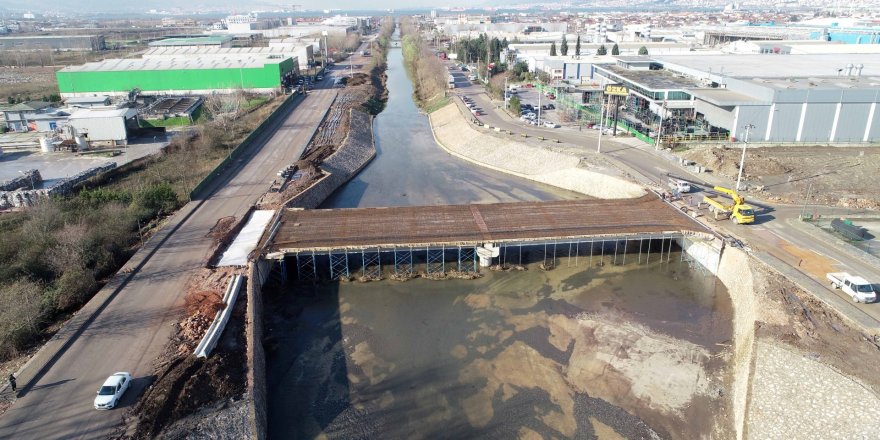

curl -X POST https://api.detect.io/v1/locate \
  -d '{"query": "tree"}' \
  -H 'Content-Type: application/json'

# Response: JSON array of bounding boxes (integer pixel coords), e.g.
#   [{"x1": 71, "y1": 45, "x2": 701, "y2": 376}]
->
[
  {"x1": 638, "y1": 46, "x2": 649, "y2": 55},
  {"x1": 560, "y1": 35, "x2": 568, "y2": 56},
  {"x1": 509, "y1": 95, "x2": 521, "y2": 116},
  {"x1": 611, "y1": 44, "x2": 620, "y2": 55},
  {"x1": 596, "y1": 45, "x2": 607, "y2": 56},
  {"x1": 550, "y1": 42, "x2": 557, "y2": 56},
  {"x1": 575, "y1": 35, "x2": 581, "y2": 57}
]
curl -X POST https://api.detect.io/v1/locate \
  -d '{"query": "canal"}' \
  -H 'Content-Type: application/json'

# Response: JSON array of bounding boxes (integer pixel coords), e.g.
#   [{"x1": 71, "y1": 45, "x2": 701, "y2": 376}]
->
[
  {"x1": 265, "y1": 47, "x2": 734, "y2": 440},
  {"x1": 320, "y1": 48, "x2": 579, "y2": 208}
]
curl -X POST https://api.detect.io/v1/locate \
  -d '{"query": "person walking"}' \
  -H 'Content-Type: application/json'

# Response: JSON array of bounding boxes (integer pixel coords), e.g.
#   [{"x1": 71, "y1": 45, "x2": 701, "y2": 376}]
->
[{"x1": 7, "y1": 374, "x2": 16, "y2": 393}]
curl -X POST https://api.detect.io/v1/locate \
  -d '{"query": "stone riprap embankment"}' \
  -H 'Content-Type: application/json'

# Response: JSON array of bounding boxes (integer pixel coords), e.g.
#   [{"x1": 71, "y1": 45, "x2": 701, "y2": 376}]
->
[
  {"x1": 429, "y1": 103, "x2": 644, "y2": 199},
  {"x1": 284, "y1": 109, "x2": 376, "y2": 209},
  {"x1": 747, "y1": 341, "x2": 880, "y2": 439}
]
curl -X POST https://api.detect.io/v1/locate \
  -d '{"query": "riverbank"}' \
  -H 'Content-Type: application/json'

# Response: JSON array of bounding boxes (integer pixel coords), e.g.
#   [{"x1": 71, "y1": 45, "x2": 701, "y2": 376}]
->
[
  {"x1": 712, "y1": 244, "x2": 880, "y2": 439},
  {"x1": 429, "y1": 102, "x2": 645, "y2": 199}
]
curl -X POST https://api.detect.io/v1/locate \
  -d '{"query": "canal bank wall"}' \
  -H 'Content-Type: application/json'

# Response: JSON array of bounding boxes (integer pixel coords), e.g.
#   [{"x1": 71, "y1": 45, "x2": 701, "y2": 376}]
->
[
  {"x1": 283, "y1": 109, "x2": 377, "y2": 209},
  {"x1": 243, "y1": 110, "x2": 376, "y2": 439},
  {"x1": 428, "y1": 103, "x2": 645, "y2": 199}
]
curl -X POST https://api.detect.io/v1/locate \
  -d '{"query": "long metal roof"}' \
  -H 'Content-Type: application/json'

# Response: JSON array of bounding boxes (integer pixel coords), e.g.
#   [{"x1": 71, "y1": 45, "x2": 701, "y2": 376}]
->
[{"x1": 59, "y1": 56, "x2": 295, "y2": 73}]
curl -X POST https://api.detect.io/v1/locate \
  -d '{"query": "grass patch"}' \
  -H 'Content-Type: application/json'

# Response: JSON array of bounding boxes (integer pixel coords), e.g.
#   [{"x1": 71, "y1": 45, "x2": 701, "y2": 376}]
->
[
  {"x1": 139, "y1": 116, "x2": 192, "y2": 128},
  {"x1": 424, "y1": 96, "x2": 450, "y2": 114}
]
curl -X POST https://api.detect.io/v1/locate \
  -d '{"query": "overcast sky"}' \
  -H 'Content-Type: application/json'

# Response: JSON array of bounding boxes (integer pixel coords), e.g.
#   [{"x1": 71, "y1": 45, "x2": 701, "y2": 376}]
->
[{"x1": 4, "y1": 0, "x2": 459, "y2": 13}]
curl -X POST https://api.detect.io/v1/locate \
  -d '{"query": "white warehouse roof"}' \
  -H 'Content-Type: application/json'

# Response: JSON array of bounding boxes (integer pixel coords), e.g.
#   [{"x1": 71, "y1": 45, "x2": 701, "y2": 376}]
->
[
  {"x1": 60, "y1": 56, "x2": 295, "y2": 73},
  {"x1": 656, "y1": 53, "x2": 880, "y2": 79}
]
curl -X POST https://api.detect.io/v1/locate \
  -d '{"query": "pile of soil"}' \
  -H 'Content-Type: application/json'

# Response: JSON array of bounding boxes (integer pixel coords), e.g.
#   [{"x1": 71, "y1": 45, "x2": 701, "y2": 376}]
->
[
  {"x1": 682, "y1": 146, "x2": 880, "y2": 209},
  {"x1": 121, "y1": 296, "x2": 248, "y2": 439}
]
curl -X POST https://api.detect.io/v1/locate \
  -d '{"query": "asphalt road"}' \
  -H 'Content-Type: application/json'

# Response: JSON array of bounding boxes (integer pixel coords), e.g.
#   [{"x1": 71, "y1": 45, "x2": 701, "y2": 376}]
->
[
  {"x1": 450, "y1": 73, "x2": 880, "y2": 327},
  {"x1": 0, "y1": 88, "x2": 337, "y2": 439}
]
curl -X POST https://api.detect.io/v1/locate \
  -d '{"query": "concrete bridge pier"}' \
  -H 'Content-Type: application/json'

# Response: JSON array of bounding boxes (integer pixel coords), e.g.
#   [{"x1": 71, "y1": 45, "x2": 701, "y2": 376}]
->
[{"x1": 476, "y1": 243, "x2": 500, "y2": 267}]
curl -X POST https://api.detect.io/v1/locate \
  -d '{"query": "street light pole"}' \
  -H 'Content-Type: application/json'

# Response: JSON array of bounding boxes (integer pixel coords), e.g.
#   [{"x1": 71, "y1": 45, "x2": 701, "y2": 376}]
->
[
  {"x1": 597, "y1": 94, "x2": 606, "y2": 153},
  {"x1": 736, "y1": 124, "x2": 755, "y2": 191}
]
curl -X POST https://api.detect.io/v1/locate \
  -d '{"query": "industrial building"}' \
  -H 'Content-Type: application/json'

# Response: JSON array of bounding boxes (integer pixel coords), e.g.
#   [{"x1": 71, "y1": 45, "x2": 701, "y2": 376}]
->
[
  {"x1": 68, "y1": 107, "x2": 139, "y2": 146},
  {"x1": 592, "y1": 53, "x2": 880, "y2": 143},
  {"x1": 56, "y1": 56, "x2": 298, "y2": 97},
  {"x1": 148, "y1": 36, "x2": 233, "y2": 48},
  {"x1": 0, "y1": 35, "x2": 105, "y2": 51},
  {"x1": 142, "y1": 43, "x2": 314, "y2": 74}
]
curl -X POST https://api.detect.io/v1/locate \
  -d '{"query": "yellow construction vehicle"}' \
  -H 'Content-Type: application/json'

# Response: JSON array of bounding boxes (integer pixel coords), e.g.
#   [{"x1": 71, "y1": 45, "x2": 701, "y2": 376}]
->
[{"x1": 702, "y1": 186, "x2": 755, "y2": 224}]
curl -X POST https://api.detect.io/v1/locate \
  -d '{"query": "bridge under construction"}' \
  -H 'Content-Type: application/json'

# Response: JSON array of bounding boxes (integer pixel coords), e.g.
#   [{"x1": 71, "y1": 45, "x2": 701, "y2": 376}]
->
[{"x1": 263, "y1": 195, "x2": 713, "y2": 281}]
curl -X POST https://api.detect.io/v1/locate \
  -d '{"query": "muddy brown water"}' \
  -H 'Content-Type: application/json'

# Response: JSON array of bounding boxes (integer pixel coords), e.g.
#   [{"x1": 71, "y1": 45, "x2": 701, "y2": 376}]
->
[
  {"x1": 264, "y1": 47, "x2": 733, "y2": 439},
  {"x1": 265, "y1": 256, "x2": 733, "y2": 439}
]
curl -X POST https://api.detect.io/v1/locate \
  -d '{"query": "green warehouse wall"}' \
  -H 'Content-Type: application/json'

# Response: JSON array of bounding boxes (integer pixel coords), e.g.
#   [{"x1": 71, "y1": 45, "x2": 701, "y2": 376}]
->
[{"x1": 57, "y1": 58, "x2": 295, "y2": 93}]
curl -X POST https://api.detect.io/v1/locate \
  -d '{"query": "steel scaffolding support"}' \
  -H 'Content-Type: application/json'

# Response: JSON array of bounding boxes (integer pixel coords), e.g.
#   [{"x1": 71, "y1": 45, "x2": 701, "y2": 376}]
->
[
  {"x1": 361, "y1": 248, "x2": 381, "y2": 279},
  {"x1": 426, "y1": 246, "x2": 445, "y2": 274},
  {"x1": 457, "y1": 246, "x2": 476, "y2": 272},
  {"x1": 393, "y1": 247, "x2": 413, "y2": 276},
  {"x1": 279, "y1": 258, "x2": 288, "y2": 284},
  {"x1": 296, "y1": 251, "x2": 317, "y2": 281},
  {"x1": 329, "y1": 251, "x2": 349, "y2": 280}
]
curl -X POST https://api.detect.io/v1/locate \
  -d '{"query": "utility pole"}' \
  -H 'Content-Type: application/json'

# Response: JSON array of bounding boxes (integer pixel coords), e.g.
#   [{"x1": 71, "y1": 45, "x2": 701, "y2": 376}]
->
[
  {"x1": 654, "y1": 100, "x2": 667, "y2": 150},
  {"x1": 736, "y1": 124, "x2": 755, "y2": 191},
  {"x1": 597, "y1": 94, "x2": 606, "y2": 153},
  {"x1": 504, "y1": 76, "x2": 508, "y2": 109}
]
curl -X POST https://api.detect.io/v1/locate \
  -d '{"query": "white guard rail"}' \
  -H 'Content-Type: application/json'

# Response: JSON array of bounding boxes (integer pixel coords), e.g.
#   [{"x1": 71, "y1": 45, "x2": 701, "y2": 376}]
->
[{"x1": 194, "y1": 274, "x2": 244, "y2": 358}]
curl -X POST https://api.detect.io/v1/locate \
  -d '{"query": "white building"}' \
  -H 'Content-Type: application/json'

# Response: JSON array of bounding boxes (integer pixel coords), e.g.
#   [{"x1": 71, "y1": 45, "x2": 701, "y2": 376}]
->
[{"x1": 68, "y1": 107, "x2": 139, "y2": 146}]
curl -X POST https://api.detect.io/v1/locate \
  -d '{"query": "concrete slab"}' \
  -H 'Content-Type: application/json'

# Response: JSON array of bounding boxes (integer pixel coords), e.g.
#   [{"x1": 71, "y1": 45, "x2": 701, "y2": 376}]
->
[{"x1": 218, "y1": 210, "x2": 276, "y2": 266}]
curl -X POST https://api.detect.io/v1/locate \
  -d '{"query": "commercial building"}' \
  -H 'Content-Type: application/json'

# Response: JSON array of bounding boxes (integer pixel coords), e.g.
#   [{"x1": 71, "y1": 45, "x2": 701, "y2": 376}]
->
[
  {"x1": 0, "y1": 35, "x2": 105, "y2": 51},
  {"x1": 56, "y1": 56, "x2": 298, "y2": 97},
  {"x1": 592, "y1": 53, "x2": 880, "y2": 143}
]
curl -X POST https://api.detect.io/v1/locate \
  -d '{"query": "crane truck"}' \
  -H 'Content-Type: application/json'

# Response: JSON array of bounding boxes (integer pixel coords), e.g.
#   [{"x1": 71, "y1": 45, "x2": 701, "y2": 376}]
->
[{"x1": 703, "y1": 186, "x2": 755, "y2": 224}]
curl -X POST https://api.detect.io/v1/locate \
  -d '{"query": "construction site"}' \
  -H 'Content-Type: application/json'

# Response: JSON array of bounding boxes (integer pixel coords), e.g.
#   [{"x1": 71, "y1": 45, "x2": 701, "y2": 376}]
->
[{"x1": 4, "y1": 17, "x2": 880, "y2": 440}]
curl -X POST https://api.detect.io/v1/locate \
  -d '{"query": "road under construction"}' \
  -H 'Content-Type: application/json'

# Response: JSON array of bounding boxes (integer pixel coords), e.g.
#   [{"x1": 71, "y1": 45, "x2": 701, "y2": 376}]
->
[{"x1": 264, "y1": 194, "x2": 713, "y2": 280}]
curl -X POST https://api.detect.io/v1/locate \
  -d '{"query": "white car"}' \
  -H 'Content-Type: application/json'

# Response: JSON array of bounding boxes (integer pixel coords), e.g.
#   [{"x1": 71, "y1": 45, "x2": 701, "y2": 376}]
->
[
  {"x1": 543, "y1": 121, "x2": 559, "y2": 128},
  {"x1": 94, "y1": 372, "x2": 132, "y2": 410}
]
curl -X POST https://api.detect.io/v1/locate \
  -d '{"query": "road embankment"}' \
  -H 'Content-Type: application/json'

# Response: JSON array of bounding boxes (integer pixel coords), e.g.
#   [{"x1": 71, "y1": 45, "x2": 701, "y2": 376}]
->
[
  {"x1": 712, "y1": 244, "x2": 880, "y2": 439},
  {"x1": 282, "y1": 109, "x2": 377, "y2": 209},
  {"x1": 428, "y1": 103, "x2": 645, "y2": 199}
]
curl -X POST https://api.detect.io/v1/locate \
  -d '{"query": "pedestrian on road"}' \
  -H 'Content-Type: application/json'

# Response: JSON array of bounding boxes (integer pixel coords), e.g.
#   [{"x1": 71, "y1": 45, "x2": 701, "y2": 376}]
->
[{"x1": 7, "y1": 374, "x2": 16, "y2": 392}]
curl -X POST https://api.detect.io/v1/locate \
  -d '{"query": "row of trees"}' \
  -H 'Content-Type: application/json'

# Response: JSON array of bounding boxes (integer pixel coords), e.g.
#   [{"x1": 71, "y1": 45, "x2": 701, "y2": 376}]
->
[
  {"x1": 454, "y1": 34, "x2": 509, "y2": 66},
  {"x1": 550, "y1": 39, "x2": 649, "y2": 57},
  {"x1": 400, "y1": 18, "x2": 449, "y2": 109}
]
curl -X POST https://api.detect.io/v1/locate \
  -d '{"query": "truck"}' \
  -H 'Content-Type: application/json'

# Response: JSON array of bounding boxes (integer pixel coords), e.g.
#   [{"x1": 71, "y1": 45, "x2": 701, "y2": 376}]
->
[
  {"x1": 827, "y1": 272, "x2": 877, "y2": 303},
  {"x1": 667, "y1": 177, "x2": 692, "y2": 194},
  {"x1": 702, "y1": 186, "x2": 755, "y2": 224}
]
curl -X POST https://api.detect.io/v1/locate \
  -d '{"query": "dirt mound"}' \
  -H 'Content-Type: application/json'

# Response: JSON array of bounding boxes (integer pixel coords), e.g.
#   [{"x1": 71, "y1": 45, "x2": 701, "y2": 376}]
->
[
  {"x1": 206, "y1": 216, "x2": 236, "y2": 243},
  {"x1": 123, "y1": 297, "x2": 248, "y2": 439},
  {"x1": 681, "y1": 146, "x2": 880, "y2": 208},
  {"x1": 346, "y1": 72, "x2": 371, "y2": 87},
  {"x1": 185, "y1": 290, "x2": 223, "y2": 317}
]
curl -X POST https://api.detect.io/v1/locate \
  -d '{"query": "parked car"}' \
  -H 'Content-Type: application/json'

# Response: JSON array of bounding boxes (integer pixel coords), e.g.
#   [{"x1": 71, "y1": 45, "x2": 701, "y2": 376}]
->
[
  {"x1": 524, "y1": 83, "x2": 534, "y2": 88},
  {"x1": 543, "y1": 121, "x2": 559, "y2": 128},
  {"x1": 94, "y1": 372, "x2": 132, "y2": 410},
  {"x1": 316, "y1": 75, "x2": 323, "y2": 81}
]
